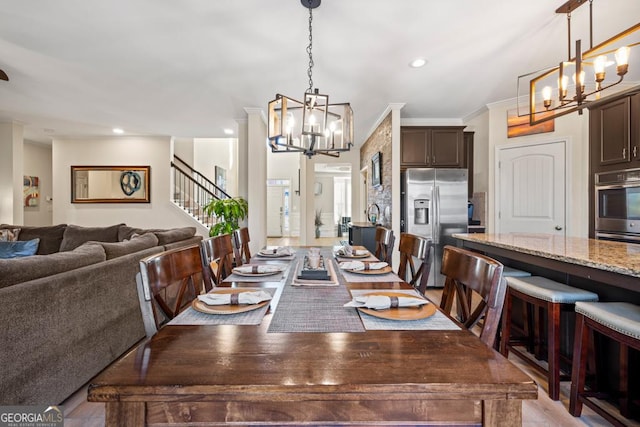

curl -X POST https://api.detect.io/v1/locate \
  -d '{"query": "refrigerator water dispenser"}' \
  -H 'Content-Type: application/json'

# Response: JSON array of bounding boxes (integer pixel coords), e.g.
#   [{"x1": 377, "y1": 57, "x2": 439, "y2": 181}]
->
[{"x1": 414, "y1": 199, "x2": 429, "y2": 224}]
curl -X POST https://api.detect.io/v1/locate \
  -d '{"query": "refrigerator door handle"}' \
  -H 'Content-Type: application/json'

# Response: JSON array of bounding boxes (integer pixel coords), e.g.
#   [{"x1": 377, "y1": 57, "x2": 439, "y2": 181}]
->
[{"x1": 434, "y1": 185, "x2": 440, "y2": 244}]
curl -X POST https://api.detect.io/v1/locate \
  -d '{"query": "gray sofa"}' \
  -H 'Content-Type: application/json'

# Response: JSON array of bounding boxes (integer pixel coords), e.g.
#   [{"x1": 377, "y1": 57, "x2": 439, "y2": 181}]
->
[{"x1": 0, "y1": 223, "x2": 202, "y2": 405}]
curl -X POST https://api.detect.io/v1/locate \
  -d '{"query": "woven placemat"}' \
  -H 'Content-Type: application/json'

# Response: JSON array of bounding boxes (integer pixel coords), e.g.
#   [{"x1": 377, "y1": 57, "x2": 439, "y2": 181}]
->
[
  {"x1": 169, "y1": 288, "x2": 277, "y2": 326},
  {"x1": 348, "y1": 289, "x2": 461, "y2": 331},
  {"x1": 268, "y1": 250, "x2": 365, "y2": 333}
]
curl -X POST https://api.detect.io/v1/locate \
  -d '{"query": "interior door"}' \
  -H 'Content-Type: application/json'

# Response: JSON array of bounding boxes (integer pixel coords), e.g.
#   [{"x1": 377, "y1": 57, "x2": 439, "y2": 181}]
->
[
  {"x1": 266, "y1": 186, "x2": 284, "y2": 237},
  {"x1": 497, "y1": 140, "x2": 567, "y2": 235}
]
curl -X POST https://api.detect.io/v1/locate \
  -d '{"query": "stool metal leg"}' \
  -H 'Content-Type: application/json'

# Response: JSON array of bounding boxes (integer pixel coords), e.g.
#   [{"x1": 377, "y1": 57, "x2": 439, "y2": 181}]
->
[{"x1": 619, "y1": 343, "x2": 629, "y2": 418}]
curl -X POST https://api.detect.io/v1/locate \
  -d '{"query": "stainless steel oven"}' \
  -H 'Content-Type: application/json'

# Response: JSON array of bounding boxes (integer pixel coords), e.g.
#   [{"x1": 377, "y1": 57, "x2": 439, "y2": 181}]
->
[{"x1": 595, "y1": 168, "x2": 640, "y2": 242}]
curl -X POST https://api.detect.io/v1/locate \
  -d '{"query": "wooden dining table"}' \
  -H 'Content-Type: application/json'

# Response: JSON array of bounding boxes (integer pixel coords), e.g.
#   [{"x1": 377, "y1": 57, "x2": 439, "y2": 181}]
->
[{"x1": 88, "y1": 246, "x2": 537, "y2": 426}]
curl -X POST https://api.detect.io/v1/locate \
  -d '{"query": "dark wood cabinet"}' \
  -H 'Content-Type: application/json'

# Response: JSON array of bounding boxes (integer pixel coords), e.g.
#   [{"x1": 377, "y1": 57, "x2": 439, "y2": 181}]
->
[
  {"x1": 463, "y1": 132, "x2": 474, "y2": 198},
  {"x1": 401, "y1": 126, "x2": 464, "y2": 168},
  {"x1": 591, "y1": 96, "x2": 630, "y2": 169}
]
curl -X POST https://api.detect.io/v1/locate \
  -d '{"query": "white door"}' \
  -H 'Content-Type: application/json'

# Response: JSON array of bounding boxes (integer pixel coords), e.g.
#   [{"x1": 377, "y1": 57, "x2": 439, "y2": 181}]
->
[
  {"x1": 497, "y1": 140, "x2": 567, "y2": 235},
  {"x1": 266, "y1": 186, "x2": 284, "y2": 237}
]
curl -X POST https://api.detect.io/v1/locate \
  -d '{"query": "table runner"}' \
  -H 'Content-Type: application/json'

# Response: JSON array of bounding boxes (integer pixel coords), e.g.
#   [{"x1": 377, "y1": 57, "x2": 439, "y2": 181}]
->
[
  {"x1": 268, "y1": 250, "x2": 365, "y2": 333},
  {"x1": 169, "y1": 288, "x2": 277, "y2": 326},
  {"x1": 349, "y1": 289, "x2": 461, "y2": 331}
]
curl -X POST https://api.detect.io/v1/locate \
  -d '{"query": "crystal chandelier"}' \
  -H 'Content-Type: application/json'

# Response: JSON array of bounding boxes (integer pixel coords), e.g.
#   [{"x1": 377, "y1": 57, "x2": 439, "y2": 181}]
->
[
  {"x1": 517, "y1": 0, "x2": 638, "y2": 125},
  {"x1": 267, "y1": 0, "x2": 353, "y2": 158}
]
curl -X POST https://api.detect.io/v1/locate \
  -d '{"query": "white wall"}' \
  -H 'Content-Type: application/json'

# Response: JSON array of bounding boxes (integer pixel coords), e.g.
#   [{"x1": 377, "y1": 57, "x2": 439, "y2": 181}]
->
[
  {"x1": 0, "y1": 122, "x2": 24, "y2": 224},
  {"x1": 23, "y1": 141, "x2": 53, "y2": 226},
  {"x1": 194, "y1": 138, "x2": 238, "y2": 197},
  {"x1": 52, "y1": 136, "x2": 208, "y2": 234}
]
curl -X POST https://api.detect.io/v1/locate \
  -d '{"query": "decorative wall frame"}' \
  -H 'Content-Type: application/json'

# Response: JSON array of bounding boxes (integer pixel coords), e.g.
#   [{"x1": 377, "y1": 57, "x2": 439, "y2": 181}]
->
[
  {"x1": 71, "y1": 166, "x2": 150, "y2": 203},
  {"x1": 371, "y1": 152, "x2": 382, "y2": 188}
]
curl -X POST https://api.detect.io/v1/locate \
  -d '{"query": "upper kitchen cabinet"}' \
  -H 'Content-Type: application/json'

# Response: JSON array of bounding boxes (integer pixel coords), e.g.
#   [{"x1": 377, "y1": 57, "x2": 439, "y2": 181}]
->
[
  {"x1": 401, "y1": 126, "x2": 465, "y2": 168},
  {"x1": 589, "y1": 88, "x2": 640, "y2": 173}
]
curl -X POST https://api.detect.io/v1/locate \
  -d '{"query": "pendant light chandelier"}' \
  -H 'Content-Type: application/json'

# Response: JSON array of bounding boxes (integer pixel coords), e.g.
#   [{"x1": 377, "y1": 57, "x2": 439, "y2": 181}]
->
[
  {"x1": 267, "y1": 0, "x2": 353, "y2": 158},
  {"x1": 517, "y1": 0, "x2": 638, "y2": 125}
]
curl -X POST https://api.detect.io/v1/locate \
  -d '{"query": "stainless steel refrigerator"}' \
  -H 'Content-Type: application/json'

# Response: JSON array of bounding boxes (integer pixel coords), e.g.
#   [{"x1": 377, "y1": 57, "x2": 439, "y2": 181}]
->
[{"x1": 401, "y1": 168, "x2": 468, "y2": 288}]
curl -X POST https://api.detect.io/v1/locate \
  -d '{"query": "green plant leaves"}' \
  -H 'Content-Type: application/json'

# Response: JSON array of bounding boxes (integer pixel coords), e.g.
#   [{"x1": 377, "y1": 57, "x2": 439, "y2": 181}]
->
[{"x1": 204, "y1": 197, "x2": 248, "y2": 236}]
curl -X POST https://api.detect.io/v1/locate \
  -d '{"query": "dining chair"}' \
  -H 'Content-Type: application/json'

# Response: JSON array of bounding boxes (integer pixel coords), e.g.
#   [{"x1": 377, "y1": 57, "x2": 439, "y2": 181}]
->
[
  {"x1": 396, "y1": 233, "x2": 433, "y2": 295},
  {"x1": 439, "y1": 245, "x2": 506, "y2": 348},
  {"x1": 232, "y1": 227, "x2": 252, "y2": 266},
  {"x1": 374, "y1": 226, "x2": 395, "y2": 267},
  {"x1": 136, "y1": 244, "x2": 205, "y2": 338},
  {"x1": 200, "y1": 234, "x2": 235, "y2": 290}
]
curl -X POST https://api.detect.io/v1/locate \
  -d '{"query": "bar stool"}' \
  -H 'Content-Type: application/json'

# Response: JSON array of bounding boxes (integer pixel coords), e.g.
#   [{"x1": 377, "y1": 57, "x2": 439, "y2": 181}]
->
[
  {"x1": 500, "y1": 276, "x2": 599, "y2": 400},
  {"x1": 570, "y1": 302, "x2": 640, "y2": 426}
]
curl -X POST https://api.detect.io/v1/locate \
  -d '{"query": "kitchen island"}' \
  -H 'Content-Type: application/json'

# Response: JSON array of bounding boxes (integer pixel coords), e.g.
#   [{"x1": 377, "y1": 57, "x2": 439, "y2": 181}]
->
[
  {"x1": 454, "y1": 232, "x2": 640, "y2": 414},
  {"x1": 453, "y1": 233, "x2": 640, "y2": 300}
]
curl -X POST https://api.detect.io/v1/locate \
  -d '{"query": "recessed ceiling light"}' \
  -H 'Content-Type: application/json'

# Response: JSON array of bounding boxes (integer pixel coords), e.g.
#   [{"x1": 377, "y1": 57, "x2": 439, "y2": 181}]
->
[
  {"x1": 409, "y1": 58, "x2": 427, "y2": 68},
  {"x1": 223, "y1": 128, "x2": 234, "y2": 135},
  {"x1": 112, "y1": 128, "x2": 124, "y2": 134}
]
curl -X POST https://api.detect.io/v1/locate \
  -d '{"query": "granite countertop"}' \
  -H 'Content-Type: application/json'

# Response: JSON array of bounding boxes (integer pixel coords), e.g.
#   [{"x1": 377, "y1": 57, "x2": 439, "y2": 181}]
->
[
  {"x1": 453, "y1": 233, "x2": 640, "y2": 278},
  {"x1": 349, "y1": 222, "x2": 378, "y2": 228}
]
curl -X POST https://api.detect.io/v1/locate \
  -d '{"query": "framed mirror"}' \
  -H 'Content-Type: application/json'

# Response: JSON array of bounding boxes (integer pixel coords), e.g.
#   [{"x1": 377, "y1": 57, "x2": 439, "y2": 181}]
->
[
  {"x1": 71, "y1": 166, "x2": 150, "y2": 203},
  {"x1": 371, "y1": 152, "x2": 381, "y2": 188}
]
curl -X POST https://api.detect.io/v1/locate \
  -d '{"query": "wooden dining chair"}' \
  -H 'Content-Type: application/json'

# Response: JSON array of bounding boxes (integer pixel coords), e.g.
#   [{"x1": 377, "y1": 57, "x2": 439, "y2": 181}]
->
[
  {"x1": 439, "y1": 245, "x2": 506, "y2": 348},
  {"x1": 200, "y1": 234, "x2": 235, "y2": 290},
  {"x1": 396, "y1": 233, "x2": 433, "y2": 294},
  {"x1": 232, "y1": 227, "x2": 252, "y2": 266},
  {"x1": 374, "y1": 226, "x2": 395, "y2": 267},
  {"x1": 136, "y1": 245, "x2": 205, "y2": 338}
]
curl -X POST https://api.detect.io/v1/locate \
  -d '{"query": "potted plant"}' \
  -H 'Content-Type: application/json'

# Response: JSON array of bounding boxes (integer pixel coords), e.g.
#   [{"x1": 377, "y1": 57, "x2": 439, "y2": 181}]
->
[
  {"x1": 204, "y1": 196, "x2": 248, "y2": 237},
  {"x1": 314, "y1": 209, "x2": 323, "y2": 238}
]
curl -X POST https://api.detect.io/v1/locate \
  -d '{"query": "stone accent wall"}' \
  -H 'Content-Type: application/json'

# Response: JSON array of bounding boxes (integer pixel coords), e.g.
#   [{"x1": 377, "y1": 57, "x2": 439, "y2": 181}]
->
[{"x1": 360, "y1": 113, "x2": 392, "y2": 227}]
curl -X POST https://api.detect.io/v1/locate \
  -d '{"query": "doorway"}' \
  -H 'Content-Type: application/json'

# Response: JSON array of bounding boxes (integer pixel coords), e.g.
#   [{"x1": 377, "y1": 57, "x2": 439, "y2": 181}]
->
[
  {"x1": 266, "y1": 182, "x2": 289, "y2": 237},
  {"x1": 496, "y1": 139, "x2": 568, "y2": 235}
]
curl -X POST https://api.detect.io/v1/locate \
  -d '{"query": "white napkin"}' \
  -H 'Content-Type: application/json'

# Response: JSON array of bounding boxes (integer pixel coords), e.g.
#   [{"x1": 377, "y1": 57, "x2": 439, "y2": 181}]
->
[
  {"x1": 198, "y1": 290, "x2": 272, "y2": 306},
  {"x1": 259, "y1": 247, "x2": 293, "y2": 256},
  {"x1": 339, "y1": 261, "x2": 388, "y2": 271},
  {"x1": 344, "y1": 295, "x2": 429, "y2": 310},
  {"x1": 233, "y1": 265, "x2": 283, "y2": 274},
  {"x1": 336, "y1": 246, "x2": 369, "y2": 256}
]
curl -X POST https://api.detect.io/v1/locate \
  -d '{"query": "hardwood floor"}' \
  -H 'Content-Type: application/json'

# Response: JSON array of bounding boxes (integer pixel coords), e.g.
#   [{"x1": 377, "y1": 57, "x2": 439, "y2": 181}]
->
[{"x1": 60, "y1": 260, "x2": 634, "y2": 426}]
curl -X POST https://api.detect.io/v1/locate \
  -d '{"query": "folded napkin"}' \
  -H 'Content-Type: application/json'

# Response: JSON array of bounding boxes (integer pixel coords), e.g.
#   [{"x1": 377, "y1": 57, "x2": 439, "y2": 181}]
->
[
  {"x1": 344, "y1": 295, "x2": 429, "y2": 310},
  {"x1": 233, "y1": 265, "x2": 283, "y2": 274},
  {"x1": 339, "y1": 261, "x2": 388, "y2": 271},
  {"x1": 259, "y1": 247, "x2": 293, "y2": 256},
  {"x1": 335, "y1": 246, "x2": 369, "y2": 256},
  {"x1": 198, "y1": 290, "x2": 272, "y2": 306}
]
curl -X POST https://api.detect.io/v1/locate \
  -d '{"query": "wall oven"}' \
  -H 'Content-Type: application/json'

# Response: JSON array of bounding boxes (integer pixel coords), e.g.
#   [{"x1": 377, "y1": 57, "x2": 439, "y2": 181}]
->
[{"x1": 595, "y1": 169, "x2": 640, "y2": 243}]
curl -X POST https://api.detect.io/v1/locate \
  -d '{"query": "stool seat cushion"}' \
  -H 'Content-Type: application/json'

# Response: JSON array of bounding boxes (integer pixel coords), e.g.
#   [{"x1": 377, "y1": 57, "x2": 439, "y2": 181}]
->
[
  {"x1": 575, "y1": 302, "x2": 640, "y2": 340},
  {"x1": 505, "y1": 276, "x2": 598, "y2": 304},
  {"x1": 502, "y1": 266, "x2": 532, "y2": 277}
]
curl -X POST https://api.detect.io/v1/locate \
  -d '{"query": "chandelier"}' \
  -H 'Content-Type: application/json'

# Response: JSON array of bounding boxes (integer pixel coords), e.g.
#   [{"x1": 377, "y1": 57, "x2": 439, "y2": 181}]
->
[
  {"x1": 517, "y1": 0, "x2": 638, "y2": 125},
  {"x1": 267, "y1": 0, "x2": 353, "y2": 158}
]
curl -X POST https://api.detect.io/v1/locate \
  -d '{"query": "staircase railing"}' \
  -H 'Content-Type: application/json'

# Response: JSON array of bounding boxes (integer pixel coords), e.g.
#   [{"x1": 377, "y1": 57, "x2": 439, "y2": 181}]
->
[{"x1": 171, "y1": 156, "x2": 231, "y2": 228}]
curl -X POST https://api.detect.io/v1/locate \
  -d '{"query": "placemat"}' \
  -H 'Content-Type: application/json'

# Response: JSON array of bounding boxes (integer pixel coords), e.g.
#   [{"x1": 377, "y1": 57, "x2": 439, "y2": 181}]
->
[
  {"x1": 349, "y1": 289, "x2": 461, "y2": 331},
  {"x1": 268, "y1": 251, "x2": 365, "y2": 333},
  {"x1": 169, "y1": 288, "x2": 277, "y2": 326},
  {"x1": 223, "y1": 264, "x2": 291, "y2": 283},
  {"x1": 338, "y1": 267, "x2": 403, "y2": 283}
]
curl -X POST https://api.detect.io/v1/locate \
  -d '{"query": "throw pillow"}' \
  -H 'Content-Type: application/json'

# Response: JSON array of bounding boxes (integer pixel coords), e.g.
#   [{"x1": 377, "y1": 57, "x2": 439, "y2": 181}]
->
[
  {"x1": 0, "y1": 238, "x2": 40, "y2": 259},
  {"x1": 0, "y1": 228, "x2": 20, "y2": 242},
  {"x1": 59, "y1": 223, "x2": 124, "y2": 252},
  {"x1": 97, "y1": 233, "x2": 159, "y2": 259}
]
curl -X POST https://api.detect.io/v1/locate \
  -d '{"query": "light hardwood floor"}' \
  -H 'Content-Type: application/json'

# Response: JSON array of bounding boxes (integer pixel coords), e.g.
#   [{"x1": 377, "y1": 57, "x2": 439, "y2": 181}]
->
[{"x1": 61, "y1": 242, "x2": 636, "y2": 426}]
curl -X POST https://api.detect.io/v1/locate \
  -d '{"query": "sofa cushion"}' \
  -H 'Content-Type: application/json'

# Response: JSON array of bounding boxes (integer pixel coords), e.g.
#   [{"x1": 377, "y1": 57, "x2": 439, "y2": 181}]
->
[
  {"x1": 118, "y1": 226, "x2": 145, "y2": 242},
  {"x1": 93, "y1": 232, "x2": 159, "y2": 260},
  {"x1": 59, "y1": 224, "x2": 124, "y2": 252},
  {"x1": 0, "y1": 243, "x2": 106, "y2": 289},
  {"x1": 0, "y1": 238, "x2": 40, "y2": 259},
  {"x1": 1, "y1": 224, "x2": 67, "y2": 254},
  {"x1": 153, "y1": 227, "x2": 196, "y2": 245},
  {"x1": 0, "y1": 228, "x2": 21, "y2": 242}
]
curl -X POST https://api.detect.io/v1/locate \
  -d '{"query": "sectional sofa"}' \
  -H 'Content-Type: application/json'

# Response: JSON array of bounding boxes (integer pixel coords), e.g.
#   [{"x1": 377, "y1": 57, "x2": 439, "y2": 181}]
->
[{"x1": 0, "y1": 223, "x2": 202, "y2": 405}]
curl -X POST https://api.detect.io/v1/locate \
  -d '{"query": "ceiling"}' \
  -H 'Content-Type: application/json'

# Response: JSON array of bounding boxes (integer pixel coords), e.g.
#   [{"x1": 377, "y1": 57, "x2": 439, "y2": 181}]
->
[{"x1": 0, "y1": 0, "x2": 638, "y2": 145}]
